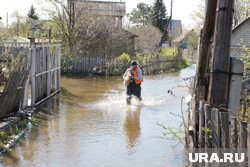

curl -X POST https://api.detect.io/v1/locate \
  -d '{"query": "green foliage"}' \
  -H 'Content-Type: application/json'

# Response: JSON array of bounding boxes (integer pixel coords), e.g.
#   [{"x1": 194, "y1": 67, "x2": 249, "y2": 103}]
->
[
  {"x1": 151, "y1": 0, "x2": 167, "y2": 32},
  {"x1": 27, "y1": 5, "x2": 39, "y2": 20},
  {"x1": 10, "y1": 52, "x2": 27, "y2": 72},
  {"x1": 203, "y1": 127, "x2": 212, "y2": 138},
  {"x1": 240, "y1": 43, "x2": 250, "y2": 82},
  {"x1": 157, "y1": 123, "x2": 184, "y2": 144},
  {"x1": 119, "y1": 53, "x2": 131, "y2": 66},
  {"x1": 129, "y1": 3, "x2": 152, "y2": 25},
  {"x1": 185, "y1": 30, "x2": 199, "y2": 50},
  {"x1": 61, "y1": 46, "x2": 74, "y2": 72},
  {"x1": 135, "y1": 54, "x2": 143, "y2": 64},
  {"x1": 160, "y1": 47, "x2": 178, "y2": 56},
  {"x1": 177, "y1": 59, "x2": 189, "y2": 69}
]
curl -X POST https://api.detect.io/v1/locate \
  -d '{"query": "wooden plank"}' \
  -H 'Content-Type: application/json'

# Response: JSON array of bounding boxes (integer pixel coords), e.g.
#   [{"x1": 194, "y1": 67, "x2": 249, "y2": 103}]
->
[
  {"x1": 195, "y1": 0, "x2": 217, "y2": 101},
  {"x1": 208, "y1": 0, "x2": 234, "y2": 107},
  {"x1": 219, "y1": 112, "x2": 229, "y2": 148},
  {"x1": 47, "y1": 47, "x2": 51, "y2": 96},
  {"x1": 228, "y1": 58, "x2": 244, "y2": 120},
  {"x1": 240, "y1": 121, "x2": 247, "y2": 148},
  {"x1": 57, "y1": 46, "x2": 61, "y2": 90},
  {"x1": 198, "y1": 100, "x2": 205, "y2": 148},
  {"x1": 22, "y1": 50, "x2": 31, "y2": 107},
  {"x1": 231, "y1": 117, "x2": 238, "y2": 148},
  {"x1": 42, "y1": 46, "x2": 47, "y2": 97},
  {"x1": 211, "y1": 108, "x2": 220, "y2": 147},
  {"x1": 31, "y1": 47, "x2": 36, "y2": 106},
  {"x1": 248, "y1": 124, "x2": 250, "y2": 167},
  {"x1": 205, "y1": 104, "x2": 212, "y2": 148}
]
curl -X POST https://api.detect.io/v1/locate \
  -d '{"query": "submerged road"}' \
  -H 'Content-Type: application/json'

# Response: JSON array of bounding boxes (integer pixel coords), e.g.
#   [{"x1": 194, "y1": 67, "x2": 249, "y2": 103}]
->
[{"x1": 0, "y1": 65, "x2": 195, "y2": 167}]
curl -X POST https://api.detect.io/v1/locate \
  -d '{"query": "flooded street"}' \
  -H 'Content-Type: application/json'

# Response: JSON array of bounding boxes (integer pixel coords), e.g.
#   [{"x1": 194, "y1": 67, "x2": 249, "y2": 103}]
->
[{"x1": 0, "y1": 65, "x2": 195, "y2": 167}]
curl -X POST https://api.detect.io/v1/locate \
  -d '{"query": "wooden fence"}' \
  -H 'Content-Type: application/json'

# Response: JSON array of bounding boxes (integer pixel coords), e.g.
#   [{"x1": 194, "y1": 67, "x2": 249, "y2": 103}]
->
[
  {"x1": 0, "y1": 44, "x2": 61, "y2": 119},
  {"x1": 188, "y1": 101, "x2": 250, "y2": 166},
  {"x1": 30, "y1": 45, "x2": 61, "y2": 106},
  {"x1": 0, "y1": 48, "x2": 30, "y2": 119},
  {"x1": 64, "y1": 54, "x2": 182, "y2": 75}
]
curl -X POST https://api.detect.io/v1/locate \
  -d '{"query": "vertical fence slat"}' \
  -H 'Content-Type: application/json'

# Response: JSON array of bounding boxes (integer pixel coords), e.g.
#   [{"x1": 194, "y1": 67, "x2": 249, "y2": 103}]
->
[
  {"x1": 205, "y1": 104, "x2": 212, "y2": 148},
  {"x1": 231, "y1": 117, "x2": 238, "y2": 148},
  {"x1": 198, "y1": 100, "x2": 205, "y2": 148},
  {"x1": 248, "y1": 124, "x2": 250, "y2": 167},
  {"x1": 47, "y1": 47, "x2": 51, "y2": 96},
  {"x1": 57, "y1": 46, "x2": 61, "y2": 90},
  {"x1": 31, "y1": 47, "x2": 36, "y2": 106},
  {"x1": 240, "y1": 121, "x2": 247, "y2": 148},
  {"x1": 22, "y1": 49, "x2": 31, "y2": 107},
  {"x1": 219, "y1": 112, "x2": 229, "y2": 148},
  {"x1": 211, "y1": 108, "x2": 220, "y2": 148}
]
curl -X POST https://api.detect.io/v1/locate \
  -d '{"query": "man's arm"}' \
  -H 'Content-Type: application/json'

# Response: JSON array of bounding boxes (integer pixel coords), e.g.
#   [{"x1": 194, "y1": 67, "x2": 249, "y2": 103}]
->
[{"x1": 123, "y1": 69, "x2": 129, "y2": 80}]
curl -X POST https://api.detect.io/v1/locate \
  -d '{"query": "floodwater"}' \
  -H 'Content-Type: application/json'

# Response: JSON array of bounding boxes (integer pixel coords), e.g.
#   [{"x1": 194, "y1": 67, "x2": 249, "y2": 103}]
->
[{"x1": 0, "y1": 65, "x2": 195, "y2": 167}]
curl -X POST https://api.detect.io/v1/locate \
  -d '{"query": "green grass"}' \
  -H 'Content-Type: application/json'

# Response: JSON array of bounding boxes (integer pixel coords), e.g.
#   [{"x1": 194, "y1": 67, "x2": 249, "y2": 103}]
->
[{"x1": 160, "y1": 47, "x2": 178, "y2": 56}]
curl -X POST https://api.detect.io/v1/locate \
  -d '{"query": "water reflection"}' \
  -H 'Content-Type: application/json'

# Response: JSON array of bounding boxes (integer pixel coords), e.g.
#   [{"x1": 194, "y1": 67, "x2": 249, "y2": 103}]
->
[
  {"x1": 124, "y1": 106, "x2": 141, "y2": 150},
  {"x1": 0, "y1": 65, "x2": 196, "y2": 167}
]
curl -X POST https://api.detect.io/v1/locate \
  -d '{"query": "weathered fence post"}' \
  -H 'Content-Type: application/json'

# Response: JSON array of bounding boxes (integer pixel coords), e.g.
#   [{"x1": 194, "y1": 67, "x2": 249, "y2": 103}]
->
[
  {"x1": 198, "y1": 101, "x2": 205, "y2": 148},
  {"x1": 228, "y1": 58, "x2": 244, "y2": 120},
  {"x1": 231, "y1": 117, "x2": 238, "y2": 148},
  {"x1": 47, "y1": 46, "x2": 51, "y2": 96},
  {"x1": 248, "y1": 124, "x2": 250, "y2": 167},
  {"x1": 195, "y1": 0, "x2": 217, "y2": 101},
  {"x1": 208, "y1": 0, "x2": 234, "y2": 108},
  {"x1": 57, "y1": 45, "x2": 61, "y2": 90},
  {"x1": 205, "y1": 104, "x2": 212, "y2": 148},
  {"x1": 211, "y1": 108, "x2": 220, "y2": 147},
  {"x1": 219, "y1": 112, "x2": 229, "y2": 148},
  {"x1": 22, "y1": 49, "x2": 31, "y2": 107},
  {"x1": 31, "y1": 47, "x2": 36, "y2": 106},
  {"x1": 240, "y1": 122, "x2": 248, "y2": 148},
  {"x1": 191, "y1": 95, "x2": 199, "y2": 147}
]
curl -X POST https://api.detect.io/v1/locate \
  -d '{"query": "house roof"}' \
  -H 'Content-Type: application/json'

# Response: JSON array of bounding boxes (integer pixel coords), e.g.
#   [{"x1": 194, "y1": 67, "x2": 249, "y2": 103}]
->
[
  {"x1": 76, "y1": 0, "x2": 126, "y2": 17},
  {"x1": 232, "y1": 16, "x2": 250, "y2": 33}
]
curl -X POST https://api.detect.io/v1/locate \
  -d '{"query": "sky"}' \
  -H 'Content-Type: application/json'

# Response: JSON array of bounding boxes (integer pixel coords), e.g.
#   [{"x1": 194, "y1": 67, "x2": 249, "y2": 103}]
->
[{"x1": 0, "y1": 0, "x2": 200, "y2": 29}]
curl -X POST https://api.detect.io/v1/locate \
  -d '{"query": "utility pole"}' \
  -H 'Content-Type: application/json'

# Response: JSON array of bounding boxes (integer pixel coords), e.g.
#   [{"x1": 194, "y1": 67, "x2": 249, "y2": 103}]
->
[
  {"x1": 195, "y1": 0, "x2": 217, "y2": 100},
  {"x1": 169, "y1": 0, "x2": 173, "y2": 47},
  {"x1": 208, "y1": 0, "x2": 235, "y2": 109}
]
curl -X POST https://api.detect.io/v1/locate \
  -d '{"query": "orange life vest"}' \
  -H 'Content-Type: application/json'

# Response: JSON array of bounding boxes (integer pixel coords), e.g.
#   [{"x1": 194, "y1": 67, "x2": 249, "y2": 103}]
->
[{"x1": 133, "y1": 66, "x2": 144, "y2": 84}]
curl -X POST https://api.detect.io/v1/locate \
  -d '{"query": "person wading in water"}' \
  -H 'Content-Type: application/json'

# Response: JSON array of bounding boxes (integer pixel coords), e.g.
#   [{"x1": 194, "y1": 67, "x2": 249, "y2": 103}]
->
[{"x1": 123, "y1": 60, "x2": 144, "y2": 104}]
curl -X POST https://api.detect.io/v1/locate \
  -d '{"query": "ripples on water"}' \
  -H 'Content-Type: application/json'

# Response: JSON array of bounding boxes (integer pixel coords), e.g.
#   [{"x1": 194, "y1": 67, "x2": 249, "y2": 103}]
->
[{"x1": 0, "y1": 65, "x2": 196, "y2": 167}]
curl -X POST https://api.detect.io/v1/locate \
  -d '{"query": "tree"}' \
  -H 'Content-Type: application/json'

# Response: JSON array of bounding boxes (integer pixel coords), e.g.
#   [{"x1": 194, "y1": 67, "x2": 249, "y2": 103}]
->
[
  {"x1": 190, "y1": 0, "x2": 205, "y2": 28},
  {"x1": 129, "y1": 25, "x2": 162, "y2": 54},
  {"x1": 151, "y1": 0, "x2": 167, "y2": 32},
  {"x1": 129, "y1": 3, "x2": 152, "y2": 25},
  {"x1": 233, "y1": 0, "x2": 250, "y2": 26},
  {"x1": 192, "y1": 0, "x2": 250, "y2": 28},
  {"x1": 27, "y1": 5, "x2": 39, "y2": 20},
  {"x1": 11, "y1": 10, "x2": 26, "y2": 36},
  {"x1": 37, "y1": 0, "x2": 76, "y2": 53}
]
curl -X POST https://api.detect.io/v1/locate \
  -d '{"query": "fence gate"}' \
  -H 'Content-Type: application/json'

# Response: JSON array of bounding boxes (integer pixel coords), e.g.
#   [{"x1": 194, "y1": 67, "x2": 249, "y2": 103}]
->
[{"x1": 30, "y1": 45, "x2": 61, "y2": 106}]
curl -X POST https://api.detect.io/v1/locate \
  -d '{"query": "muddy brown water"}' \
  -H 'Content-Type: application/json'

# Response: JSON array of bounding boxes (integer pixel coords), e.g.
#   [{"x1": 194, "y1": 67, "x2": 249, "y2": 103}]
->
[{"x1": 0, "y1": 65, "x2": 195, "y2": 167}]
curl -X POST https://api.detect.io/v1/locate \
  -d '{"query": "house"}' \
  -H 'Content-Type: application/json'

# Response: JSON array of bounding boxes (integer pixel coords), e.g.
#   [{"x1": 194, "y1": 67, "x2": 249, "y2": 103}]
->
[
  {"x1": 172, "y1": 30, "x2": 193, "y2": 48},
  {"x1": 76, "y1": 0, "x2": 125, "y2": 27},
  {"x1": 75, "y1": 0, "x2": 136, "y2": 58},
  {"x1": 230, "y1": 16, "x2": 250, "y2": 58},
  {"x1": 170, "y1": 20, "x2": 182, "y2": 39}
]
